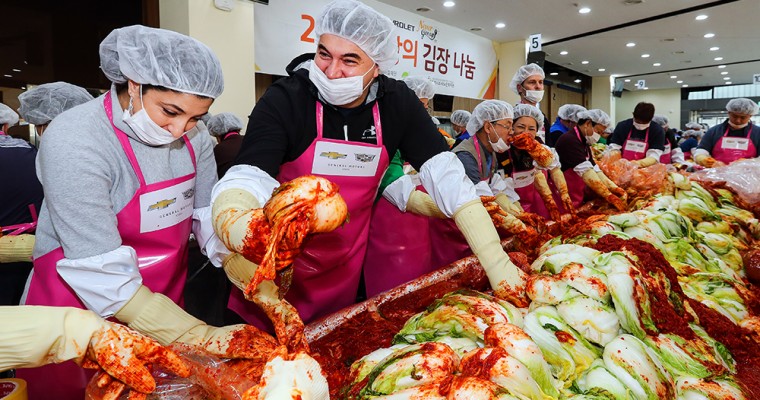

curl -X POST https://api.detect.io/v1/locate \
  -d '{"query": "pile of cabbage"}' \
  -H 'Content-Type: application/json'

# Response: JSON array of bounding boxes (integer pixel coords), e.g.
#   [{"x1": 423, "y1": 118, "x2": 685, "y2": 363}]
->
[{"x1": 338, "y1": 174, "x2": 757, "y2": 399}]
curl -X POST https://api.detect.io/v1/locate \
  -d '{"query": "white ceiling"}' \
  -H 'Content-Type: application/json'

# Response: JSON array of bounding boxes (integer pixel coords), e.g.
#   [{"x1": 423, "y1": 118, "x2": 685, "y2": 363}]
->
[{"x1": 375, "y1": 0, "x2": 760, "y2": 91}]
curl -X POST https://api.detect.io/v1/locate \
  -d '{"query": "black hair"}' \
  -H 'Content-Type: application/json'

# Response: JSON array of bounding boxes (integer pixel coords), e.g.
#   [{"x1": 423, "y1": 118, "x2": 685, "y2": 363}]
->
[{"x1": 633, "y1": 102, "x2": 655, "y2": 123}]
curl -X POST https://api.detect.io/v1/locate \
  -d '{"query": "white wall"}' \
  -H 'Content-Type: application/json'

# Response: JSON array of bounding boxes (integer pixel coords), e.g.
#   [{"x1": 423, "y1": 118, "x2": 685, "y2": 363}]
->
[
  {"x1": 159, "y1": 0, "x2": 255, "y2": 125},
  {"x1": 614, "y1": 88, "x2": 681, "y2": 128},
  {"x1": 590, "y1": 75, "x2": 614, "y2": 123},
  {"x1": 497, "y1": 40, "x2": 526, "y2": 104}
]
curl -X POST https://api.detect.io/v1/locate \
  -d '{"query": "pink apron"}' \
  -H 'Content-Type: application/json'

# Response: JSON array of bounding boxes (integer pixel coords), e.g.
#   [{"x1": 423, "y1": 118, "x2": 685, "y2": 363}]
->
[
  {"x1": 562, "y1": 127, "x2": 591, "y2": 208},
  {"x1": 509, "y1": 149, "x2": 551, "y2": 219},
  {"x1": 20, "y1": 92, "x2": 195, "y2": 400},
  {"x1": 712, "y1": 124, "x2": 756, "y2": 164},
  {"x1": 228, "y1": 101, "x2": 389, "y2": 326},
  {"x1": 660, "y1": 142, "x2": 672, "y2": 164},
  {"x1": 621, "y1": 125, "x2": 649, "y2": 161}
]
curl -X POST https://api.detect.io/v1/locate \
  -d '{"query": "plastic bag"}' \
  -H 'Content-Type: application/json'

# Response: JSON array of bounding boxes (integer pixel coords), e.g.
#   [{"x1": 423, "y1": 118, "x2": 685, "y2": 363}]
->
[
  {"x1": 597, "y1": 152, "x2": 670, "y2": 195},
  {"x1": 597, "y1": 152, "x2": 635, "y2": 187},
  {"x1": 692, "y1": 158, "x2": 760, "y2": 206},
  {"x1": 85, "y1": 345, "x2": 258, "y2": 400}
]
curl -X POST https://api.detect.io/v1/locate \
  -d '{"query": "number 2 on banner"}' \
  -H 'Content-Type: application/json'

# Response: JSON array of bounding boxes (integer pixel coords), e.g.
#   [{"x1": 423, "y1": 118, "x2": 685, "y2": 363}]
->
[{"x1": 301, "y1": 14, "x2": 315, "y2": 43}]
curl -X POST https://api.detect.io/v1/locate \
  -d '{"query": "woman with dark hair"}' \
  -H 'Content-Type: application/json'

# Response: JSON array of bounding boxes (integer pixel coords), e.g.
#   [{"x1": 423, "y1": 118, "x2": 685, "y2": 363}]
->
[{"x1": 608, "y1": 101, "x2": 666, "y2": 166}]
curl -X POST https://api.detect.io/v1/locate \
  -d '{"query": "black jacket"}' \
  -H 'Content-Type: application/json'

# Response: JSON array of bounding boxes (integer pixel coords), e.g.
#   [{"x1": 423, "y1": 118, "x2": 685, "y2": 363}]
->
[
  {"x1": 698, "y1": 120, "x2": 760, "y2": 156},
  {"x1": 610, "y1": 118, "x2": 665, "y2": 152},
  {"x1": 214, "y1": 133, "x2": 243, "y2": 178},
  {"x1": 235, "y1": 53, "x2": 449, "y2": 177}
]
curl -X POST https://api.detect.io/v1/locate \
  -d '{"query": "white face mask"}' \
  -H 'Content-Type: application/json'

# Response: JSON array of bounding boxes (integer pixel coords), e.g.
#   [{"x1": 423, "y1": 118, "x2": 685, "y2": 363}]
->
[
  {"x1": 122, "y1": 86, "x2": 179, "y2": 146},
  {"x1": 308, "y1": 61, "x2": 374, "y2": 106},
  {"x1": 729, "y1": 121, "x2": 749, "y2": 129},
  {"x1": 633, "y1": 121, "x2": 649, "y2": 131},
  {"x1": 586, "y1": 132, "x2": 600, "y2": 145},
  {"x1": 523, "y1": 90, "x2": 544, "y2": 104},
  {"x1": 487, "y1": 123, "x2": 510, "y2": 153}
]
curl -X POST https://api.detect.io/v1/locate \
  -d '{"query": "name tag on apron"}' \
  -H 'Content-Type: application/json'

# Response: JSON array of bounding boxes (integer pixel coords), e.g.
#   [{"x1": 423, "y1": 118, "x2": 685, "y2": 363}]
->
[
  {"x1": 512, "y1": 169, "x2": 536, "y2": 189},
  {"x1": 624, "y1": 139, "x2": 647, "y2": 153},
  {"x1": 664, "y1": 143, "x2": 671, "y2": 153},
  {"x1": 139, "y1": 178, "x2": 196, "y2": 233},
  {"x1": 312, "y1": 141, "x2": 382, "y2": 177},
  {"x1": 721, "y1": 137, "x2": 750, "y2": 151}
]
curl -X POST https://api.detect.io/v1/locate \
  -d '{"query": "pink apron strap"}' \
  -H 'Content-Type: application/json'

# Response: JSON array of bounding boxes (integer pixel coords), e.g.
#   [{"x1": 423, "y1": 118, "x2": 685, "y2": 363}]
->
[
  {"x1": 315, "y1": 101, "x2": 383, "y2": 145},
  {"x1": 223, "y1": 131, "x2": 239, "y2": 140}
]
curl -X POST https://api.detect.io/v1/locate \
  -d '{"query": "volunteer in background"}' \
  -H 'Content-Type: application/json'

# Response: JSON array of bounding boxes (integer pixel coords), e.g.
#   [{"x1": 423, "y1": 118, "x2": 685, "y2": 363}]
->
[
  {"x1": 554, "y1": 109, "x2": 627, "y2": 210},
  {"x1": 509, "y1": 63, "x2": 550, "y2": 142},
  {"x1": 547, "y1": 103, "x2": 586, "y2": 147},
  {"x1": 451, "y1": 109, "x2": 472, "y2": 142},
  {"x1": 652, "y1": 114, "x2": 686, "y2": 166},
  {"x1": 694, "y1": 98, "x2": 759, "y2": 168},
  {"x1": 679, "y1": 130, "x2": 700, "y2": 159},
  {"x1": 18, "y1": 81, "x2": 94, "y2": 137},
  {"x1": 403, "y1": 75, "x2": 455, "y2": 147},
  {"x1": 608, "y1": 102, "x2": 665, "y2": 166},
  {"x1": 20, "y1": 25, "x2": 264, "y2": 399},
  {"x1": 212, "y1": 0, "x2": 530, "y2": 329},
  {"x1": 207, "y1": 112, "x2": 245, "y2": 178}
]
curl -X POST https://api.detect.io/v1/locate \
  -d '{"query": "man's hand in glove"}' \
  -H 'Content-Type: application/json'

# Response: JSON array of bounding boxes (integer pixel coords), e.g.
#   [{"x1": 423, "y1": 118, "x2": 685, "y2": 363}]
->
[
  {"x1": 582, "y1": 169, "x2": 627, "y2": 212},
  {"x1": 481, "y1": 196, "x2": 532, "y2": 236}
]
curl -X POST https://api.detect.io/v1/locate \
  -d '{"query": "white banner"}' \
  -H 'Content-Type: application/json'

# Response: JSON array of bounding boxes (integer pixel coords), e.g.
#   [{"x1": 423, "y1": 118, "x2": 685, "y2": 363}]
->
[{"x1": 254, "y1": 0, "x2": 498, "y2": 99}]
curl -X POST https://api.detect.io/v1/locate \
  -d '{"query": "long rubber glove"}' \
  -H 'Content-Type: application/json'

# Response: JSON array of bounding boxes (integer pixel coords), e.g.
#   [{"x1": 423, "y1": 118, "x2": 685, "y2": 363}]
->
[
  {"x1": 481, "y1": 196, "x2": 529, "y2": 235},
  {"x1": 694, "y1": 154, "x2": 724, "y2": 168},
  {"x1": 494, "y1": 193, "x2": 524, "y2": 216},
  {"x1": 0, "y1": 234, "x2": 34, "y2": 263},
  {"x1": 0, "y1": 306, "x2": 189, "y2": 396},
  {"x1": 533, "y1": 172, "x2": 561, "y2": 221},
  {"x1": 634, "y1": 157, "x2": 658, "y2": 168},
  {"x1": 549, "y1": 168, "x2": 576, "y2": 216},
  {"x1": 212, "y1": 188, "x2": 261, "y2": 254},
  {"x1": 581, "y1": 169, "x2": 627, "y2": 211},
  {"x1": 406, "y1": 190, "x2": 447, "y2": 218},
  {"x1": 115, "y1": 285, "x2": 277, "y2": 362},
  {"x1": 223, "y1": 253, "x2": 308, "y2": 353},
  {"x1": 511, "y1": 133, "x2": 554, "y2": 168},
  {"x1": 597, "y1": 169, "x2": 628, "y2": 202},
  {"x1": 453, "y1": 200, "x2": 529, "y2": 307}
]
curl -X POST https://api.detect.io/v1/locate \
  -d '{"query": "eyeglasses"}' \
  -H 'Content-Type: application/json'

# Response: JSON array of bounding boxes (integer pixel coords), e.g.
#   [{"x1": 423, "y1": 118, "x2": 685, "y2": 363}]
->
[{"x1": 491, "y1": 122, "x2": 511, "y2": 130}]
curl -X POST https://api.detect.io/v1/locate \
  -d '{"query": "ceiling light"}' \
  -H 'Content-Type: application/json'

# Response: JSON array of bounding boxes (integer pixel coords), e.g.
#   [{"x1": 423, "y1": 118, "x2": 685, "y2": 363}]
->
[
  {"x1": 495, "y1": 22, "x2": 506, "y2": 28},
  {"x1": 574, "y1": 78, "x2": 582, "y2": 83},
  {"x1": 670, "y1": 75, "x2": 677, "y2": 79},
  {"x1": 3, "y1": 74, "x2": 11, "y2": 78},
  {"x1": 443, "y1": 1, "x2": 455, "y2": 7},
  {"x1": 721, "y1": 71, "x2": 728, "y2": 75},
  {"x1": 624, "y1": 79, "x2": 631, "y2": 82},
  {"x1": 560, "y1": 51, "x2": 568, "y2": 55},
  {"x1": 695, "y1": 14, "x2": 708, "y2": 20},
  {"x1": 704, "y1": 33, "x2": 715, "y2": 38},
  {"x1": 676, "y1": 80, "x2": 683, "y2": 83},
  {"x1": 718, "y1": 65, "x2": 726, "y2": 69},
  {"x1": 469, "y1": 27, "x2": 482, "y2": 31},
  {"x1": 626, "y1": 42, "x2": 636, "y2": 47},
  {"x1": 20, "y1": 86, "x2": 25, "y2": 90},
  {"x1": 710, "y1": 47, "x2": 719, "y2": 51},
  {"x1": 598, "y1": 68, "x2": 606, "y2": 72},
  {"x1": 726, "y1": 82, "x2": 732, "y2": 85},
  {"x1": 643, "y1": 87, "x2": 649, "y2": 90},
  {"x1": 12, "y1": 69, "x2": 20, "y2": 72},
  {"x1": 641, "y1": 54, "x2": 650, "y2": 58},
  {"x1": 723, "y1": 77, "x2": 731, "y2": 80},
  {"x1": 682, "y1": 84, "x2": 689, "y2": 87},
  {"x1": 579, "y1": 7, "x2": 591, "y2": 14},
  {"x1": 653, "y1": 63, "x2": 661, "y2": 66},
  {"x1": 714, "y1": 57, "x2": 723, "y2": 61},
  {"x1": 581, "y1": 60, "x2": 589, "y2": 64},
  {"x1": 550, "y1": 72, "x2": 559, "y2": 76}
]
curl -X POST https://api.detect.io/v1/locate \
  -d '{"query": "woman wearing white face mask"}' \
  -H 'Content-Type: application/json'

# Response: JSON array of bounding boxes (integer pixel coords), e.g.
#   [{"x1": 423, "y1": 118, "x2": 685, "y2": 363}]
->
[
  {"x1": 22, "y1": 25, "x2": 269, "y2": 399},
  {"x1": 555, "y1": 109, "x2": 627, "y2": 211},
  {"x1": 608, "y1": 102, "x2": 666, "y2": 166},
  {"x1": 694, "y1": 98, "x2": 760, "y2": 168}
]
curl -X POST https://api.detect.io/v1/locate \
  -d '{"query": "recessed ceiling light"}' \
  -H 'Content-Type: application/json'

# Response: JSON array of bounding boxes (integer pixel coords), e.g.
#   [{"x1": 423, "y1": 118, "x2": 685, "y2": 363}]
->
[
  {"x1": 12, "y1": 69, "x2": 20, "y2": 72},
  {"x1": 626, "y1": 42, "x2": 636, "y2": 47},
  {"x1": 653, "y1": 63, "x2": 661, "y2": 66},
  {"x1": 20, "y1": 86, "x2": 25, "y2": 90},
  {"x1": 579, "y1": 7, "x2": 591, "y2": 14},
  {"x1": 495, "y1": 22, "x2": 506, "y2": 28},
  {"x1": 726, "y1": 82, "x2": 732, "y2": 85},
  {"x1": 695, "y1": 14, "x2": 708, "y2": 20},
  {"x1": 574, "y1": 78, "x2": 582, "y2": 83},
  {"x1": 443, "y1": 1, "x2": 455, "y2": 7},
  {"x1": 469, "y1": 27, "x2": 482, "y2": 31},
  {"x1": 682, "y1": 84, "x2": 689, "y2": 87},
  {"x1": 3, "y1": 74, "x2": 11, "y2": 78},
  {"x1": 581, "y1": 60, "x2": 589, "y2": 64},
  {"x1": 714, "y1": 57, "x2": 723, "y2": 61},
  {"x1": 704, "y1": 33, "x2": 715, "y2": 38},
  {"x1": 641, "y1": 54, "x2": 650, "y2": 58},
  {"x1": 676, "y1": 80, "x2": 683, "y2": 83},
  {"x1": 598, "y1": 68, "x2": 606, "y2": 72},
  {"x1": 560, "y1": 51, "x2": 569, "y2": 55},
  {"x1": 723, "y1": 77, "x2": 731, "y2": 80},
  {"x1": 624, "y1": 79, "x2": 631, "y2": 82},
  {"x1": 550, "y1": 72, "x2": 559, "y2": 76},
  {"x1": 710, "y1": 47, "x2": 720, "y2": 51},
  {"x1": 643, "y1": 87, "x2": 649, "y2": 90},
  {"x1": 416, "y1": 7, "x2": 431, "y2": 12},
  {"x1": 670, "y1": 75, "x2": 677, "y2": 79},
  {"x1": 718, "y1": 65, "x2": 726, "y2": 69},
  {"x1": 720, "y1": 71, "x2": 728, "y2": 75}
]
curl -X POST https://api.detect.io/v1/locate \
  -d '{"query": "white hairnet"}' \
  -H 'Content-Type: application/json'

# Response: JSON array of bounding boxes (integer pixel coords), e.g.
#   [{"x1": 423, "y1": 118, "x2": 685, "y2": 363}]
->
[
  {"x1": 450, "y1": 110, "x2": 471, "y2": 127},
  {"x1": 685, "y1": 122, "x2": 702, "y2": 130},
  {"x1": 403, "y1": 76, "x2": 435, "y2": 99},
  {"x1": 726, "y1": 97, "x2": 759, "y2": 115},
  {"x1": 200, "y1": 112, "x2": 213, "y2": 125},
  {"x1": 467, "y1": 100, "x2": 513, "y2": 134},
  {"x1": 509, "y1": 63, "x2": 545, "y2": 94},
  {"x1": 651, "y1": 114, "x2": 668, "y2": 127},
  {"x1": 315, "y1": 0, "x2": 397, "y2": 72},
  {"x1": 207, "y1": 112, "x2": 244, "y2": 137},
  {"x1": 682, "y1": 129, "x2": 695, "y2": 138},
  {"x1": 99, "y1": 25, "x2": 224, "y2": 98},
  {"x1": 431, "y1": 116, "x2": 441, "y2": 125},
  {"x1": 557, "y1": 104, "x2": 587, "y2": 122},
  {"x1": 513, "y1": 104, "x2": 544, "y2": 132},
  {"x1": 0, "y1": 103, "x2": 19, "y2": 127},
  {"x1": 17, "y1": 82, "x2": 93, "y2": 125},
  {"x1": 578, "y1": 109, "x2": 612, "y2": 127}
]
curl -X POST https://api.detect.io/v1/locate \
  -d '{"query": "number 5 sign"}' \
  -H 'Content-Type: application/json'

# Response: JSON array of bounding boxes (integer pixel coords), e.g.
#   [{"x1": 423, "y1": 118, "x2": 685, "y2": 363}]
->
[{"x1": 528, "y1": 34, "x2": 542, "y2": 52}]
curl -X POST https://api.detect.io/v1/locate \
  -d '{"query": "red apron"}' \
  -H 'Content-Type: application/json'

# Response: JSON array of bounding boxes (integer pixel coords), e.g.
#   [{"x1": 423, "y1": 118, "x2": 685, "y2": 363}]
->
[
  {"x1": 712, "y1": 124, "x2": 756, "y2": 164},
  {"x1": 660, "y1": 142, "x2": 672, "y2": 164},
  {"x1": 621, "y1": 125, "x2": 649, "y2": 161},
  {"x1": 228, "y1": 101, "x2": 389, "y2": 325},
  {"x1": 20, "y1": 92, "x2": 195, "y2": 400},
  {"x1": 563, "y1": 127, "x2": 591, "y2": 208}
]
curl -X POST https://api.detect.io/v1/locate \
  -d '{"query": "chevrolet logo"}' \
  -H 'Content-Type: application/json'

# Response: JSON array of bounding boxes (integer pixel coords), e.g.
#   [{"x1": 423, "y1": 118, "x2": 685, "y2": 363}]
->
[
  {"x1": 320, "y1": 151, "x2": 347, "y2": 160},
  {"x1": 147, "y1": 198, "x2": 176, "y2": 211}
]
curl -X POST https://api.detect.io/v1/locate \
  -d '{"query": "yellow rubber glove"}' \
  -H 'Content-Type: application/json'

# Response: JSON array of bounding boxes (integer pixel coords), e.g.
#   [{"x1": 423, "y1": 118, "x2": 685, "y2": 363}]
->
[
  {"x1": 549, "y1": 168, "x2": 575, "y2": 216},
  {"x1": 406, "y1": 190, "x2": 447, "y2": 218},
  {"x1": 480, "y1": 196, "x2": 528, "y2": 235},
  {"x1": 211, "y1": 188, "x2": 261, "y2": 253},
  {"x1": 634, "y1": 157, "x2": 657, "y2": 168},
  {"x1": 115, "y1": 286, "x2": 277, "y2": 362},
  {"x1": 694, "y1": 154, "x2": 725, "y2": 168},
  {"x1": 511, "y1": 133, "x2": 554, "y2": 168},
  {"x1": 534, "y1": 172, "x2": 561, "y2": 221},
  {"x1": 494, "y1": 193, "x2": 524, "y2": 216},
  {"x1": 453, "y1": 200, "x2": 529, "y2": 307},
  {"x1": 0, "y1": 306, "x2": 189, "y2": 396},
  {"x1": 581, "y1": 169, "x2": 627, "y2": 211},
  {"x1": 0, "y1": 234, "x2": 35, "y2": 263}
]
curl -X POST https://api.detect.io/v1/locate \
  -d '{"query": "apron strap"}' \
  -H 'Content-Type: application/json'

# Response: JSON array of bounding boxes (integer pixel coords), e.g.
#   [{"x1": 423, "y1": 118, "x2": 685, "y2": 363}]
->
[
  {"x1": 104, "y1": 92, "x2": 147, "y2": 187},
  {"x1": 316, "y1": 101, "x2": 384, "y2": 146}
]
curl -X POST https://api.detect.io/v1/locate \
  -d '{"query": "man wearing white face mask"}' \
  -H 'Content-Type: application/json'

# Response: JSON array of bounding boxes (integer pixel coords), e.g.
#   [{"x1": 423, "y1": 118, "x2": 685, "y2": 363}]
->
[
  {"x1": 509, "y1": 63, "x2": 550, "y2": 143},
  {"x1": 608, "y1": 102, "x2": 665, "y2": 167},
  {"x1": 694, "y1": 97, "x2": 760, "y2": 168},
  {"x1": 212, "y1": 0, "x2": 531, "y2": 327}
]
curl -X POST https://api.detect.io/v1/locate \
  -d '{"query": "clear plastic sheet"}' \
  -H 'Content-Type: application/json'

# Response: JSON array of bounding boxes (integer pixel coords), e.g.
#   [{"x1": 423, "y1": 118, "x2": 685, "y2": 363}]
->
[
  {"x1": 692, "y1": 159, "x2": 760, "y2": 206},
  {"x1": 85, "y1": 345, "x2": 258, "y2": 400},
  {"x1": 597, "y1": 152, "x2": 670, "y2": 194}
]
